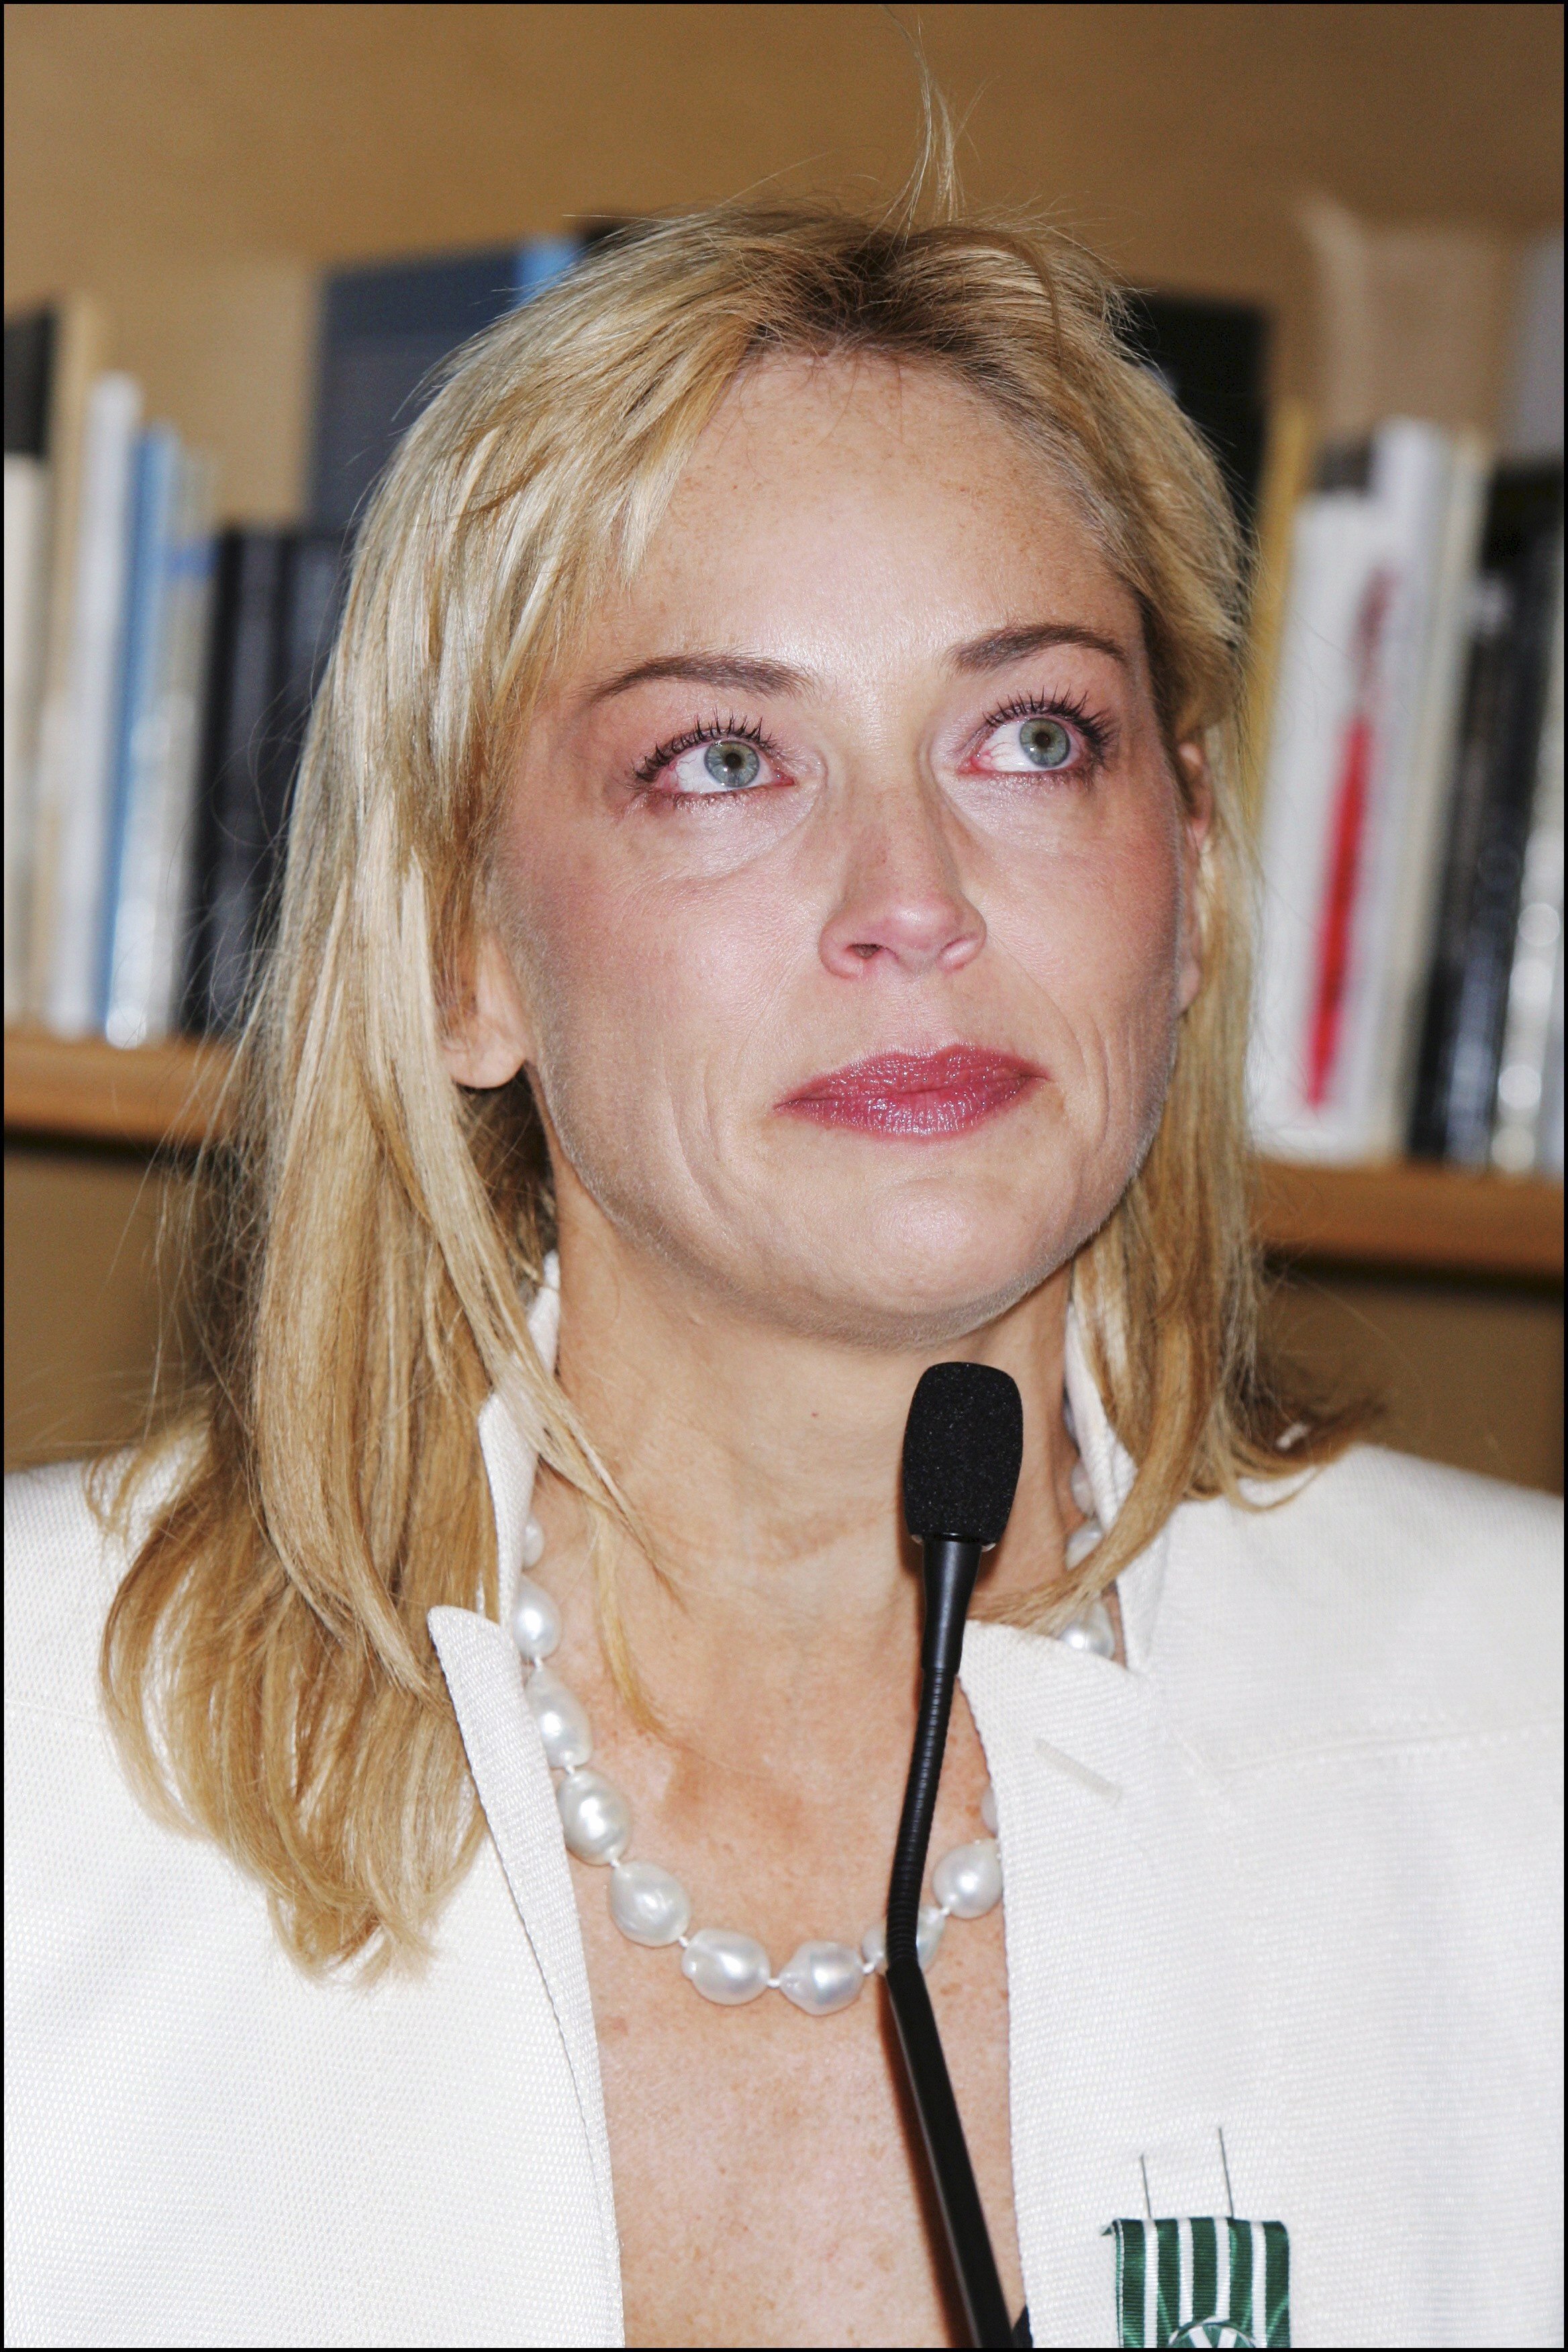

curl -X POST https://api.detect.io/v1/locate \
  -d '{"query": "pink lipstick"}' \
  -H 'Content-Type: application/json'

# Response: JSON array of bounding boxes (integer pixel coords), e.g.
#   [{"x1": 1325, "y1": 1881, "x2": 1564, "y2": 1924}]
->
[{"x1": 778, "y1": 1046, "x2": 1041, "y2": 1138}]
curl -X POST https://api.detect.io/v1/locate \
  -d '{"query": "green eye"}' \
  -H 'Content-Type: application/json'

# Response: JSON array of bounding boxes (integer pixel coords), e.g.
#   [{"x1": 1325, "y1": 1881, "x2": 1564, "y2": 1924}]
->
[
  {"x1": 703, "y1": 740, "x2": 762, "y2": 788},
  {"x1": 1018, "y1": 716, "x2": 1072, "y2": 769}
]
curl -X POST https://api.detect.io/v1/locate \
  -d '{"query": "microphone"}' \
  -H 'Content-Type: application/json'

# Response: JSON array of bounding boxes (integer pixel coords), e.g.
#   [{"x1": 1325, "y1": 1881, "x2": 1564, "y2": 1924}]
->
[{"x1": 887, "y1": 1362, "x2": 1024, "y2": 2351}]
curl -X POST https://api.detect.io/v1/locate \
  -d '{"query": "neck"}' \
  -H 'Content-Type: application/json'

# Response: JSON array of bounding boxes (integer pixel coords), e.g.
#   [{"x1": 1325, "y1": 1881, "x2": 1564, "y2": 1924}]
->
[{"x1": 545, "y1": 1185, "x2": 1081, "y2": 1694}]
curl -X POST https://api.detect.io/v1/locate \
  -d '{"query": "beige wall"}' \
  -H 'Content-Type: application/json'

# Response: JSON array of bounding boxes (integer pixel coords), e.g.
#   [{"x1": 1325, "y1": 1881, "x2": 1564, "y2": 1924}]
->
[
  {"x1": 4, "y1": 3, "x2": 1564, "y2": 1487},
  {"x1": 5, "y1": 4, "x2": 1563, "y2": 517}
]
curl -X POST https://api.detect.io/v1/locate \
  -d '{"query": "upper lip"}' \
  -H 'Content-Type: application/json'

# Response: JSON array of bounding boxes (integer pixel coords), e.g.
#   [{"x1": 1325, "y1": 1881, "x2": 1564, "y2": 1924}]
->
[{"x1": 779, "y1": 1045, "x2": 1043, "y2": 1104}]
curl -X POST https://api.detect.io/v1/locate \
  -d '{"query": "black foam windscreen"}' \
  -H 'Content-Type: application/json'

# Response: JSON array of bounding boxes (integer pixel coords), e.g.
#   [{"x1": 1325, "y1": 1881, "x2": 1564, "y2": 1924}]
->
[{"x1": 901, "y1": 1363, "x2": 1025, "y2": 1547}]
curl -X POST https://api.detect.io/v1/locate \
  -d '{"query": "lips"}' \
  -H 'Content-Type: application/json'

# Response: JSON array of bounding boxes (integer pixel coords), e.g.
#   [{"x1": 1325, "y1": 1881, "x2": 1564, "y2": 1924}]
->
[{"x1": 778, "y1": 1046, "x2": 1042, "y2": 1138}]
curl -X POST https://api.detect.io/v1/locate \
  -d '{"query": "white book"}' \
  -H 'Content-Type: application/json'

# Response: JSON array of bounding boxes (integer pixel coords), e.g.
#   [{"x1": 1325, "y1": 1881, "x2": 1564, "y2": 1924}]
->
[
  {"x1": 38, "y1": 371, "x2": 142, "y2": 1036},
  {"x1": 103, "y1": 444, "x2": 216, "y2": 1047},
  {"x1": 1536, "y1": 920, "x2": 1564, "y2": 1178},
  {"x1": 1361, "y1": 429, "x2": 1491, "y2": 1151},
  {"x1": 1251, "y1": 422, "x2": 1481, "y2": 1163},
  {"x1": 1250, "y1": 488, "x2": 1398, "y2": 1159},
  {"x1": 3, "y1": 452, "x2": 51, "y2": 1022},
  {"x1": 1491, "y1": 541, "x2": 1564, "y2": 1173},
  {"x1": 1325, "y1": 422, "x2": 1457, "y2": 1156},
  {"x1": 21, "y1": 294, "x2": 107, "y2": 1020}
]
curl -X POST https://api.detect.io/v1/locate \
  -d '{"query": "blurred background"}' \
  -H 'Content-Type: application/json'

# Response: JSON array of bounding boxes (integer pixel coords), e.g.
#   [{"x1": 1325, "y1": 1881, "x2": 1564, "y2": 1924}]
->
[{"x1": 4, "y1": 3, "x2": 1563, "y2": 1487}]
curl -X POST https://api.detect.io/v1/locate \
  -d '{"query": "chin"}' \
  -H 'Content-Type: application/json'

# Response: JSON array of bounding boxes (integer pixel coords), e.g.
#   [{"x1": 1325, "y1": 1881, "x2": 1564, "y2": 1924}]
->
[{"x1": 758, "y1": 1184, "x2": 1095, "y2": 1351}]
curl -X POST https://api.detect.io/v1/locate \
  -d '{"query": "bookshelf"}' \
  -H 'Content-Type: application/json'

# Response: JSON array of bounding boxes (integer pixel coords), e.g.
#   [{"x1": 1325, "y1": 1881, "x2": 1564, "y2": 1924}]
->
[{"x1": 5, "y1": 1028, "x2": 1562, "y2": 1282}]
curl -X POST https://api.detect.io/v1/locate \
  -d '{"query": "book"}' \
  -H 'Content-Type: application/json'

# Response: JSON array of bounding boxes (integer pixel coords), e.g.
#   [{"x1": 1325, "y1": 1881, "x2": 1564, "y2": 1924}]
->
[
  {"x1": 99, "y1": 425, "x2": 181, "y2": 1028},
  {"x1": 1537, "y1": 918, "x2": 1565, "y2": 1178},
  {"x1": 181, "y1": 526, "x2": 348, "y2": 1034},
  {"x1": 1251, "y1": 422, "x2": 1478, "y2": 1160},
  {"x1": 309, "y1": 238, "x2": 580, "y2": 531},
  {"x1": 1489, "y1": 540, "x2": 1564, "y2": 1173},
  {"x1": 1409, "y1": 464, "x2": 1565, "y2": 1163},
  {"x1": 1123, "y1": 292, "x2": 1271, "y2": 534},
  {"x1": 5, "y1": 296, "x2": 106, "y2": 1021},
  {"x1": 1363, "y1": 429, "x2": 1492, "y2": 1149},
  {"x1": 38, "y1": 369, "x2": 143, "y2": 1036},
  {"x1": 101, "y1": 436, "x2": 217, "y2": 1046},
  {"x1": 3, "y1": 450, "x2": 50, "y2": 1022}
]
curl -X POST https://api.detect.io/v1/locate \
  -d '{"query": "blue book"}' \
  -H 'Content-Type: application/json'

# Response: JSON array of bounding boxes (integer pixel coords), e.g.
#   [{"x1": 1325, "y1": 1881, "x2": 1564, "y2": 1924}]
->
[
  {"x1": 310, "y1": 237, "x2": 581, "y2": 530},
  {"x1": 97, "y1": 424, "x2": 181, "y2": 1032}
]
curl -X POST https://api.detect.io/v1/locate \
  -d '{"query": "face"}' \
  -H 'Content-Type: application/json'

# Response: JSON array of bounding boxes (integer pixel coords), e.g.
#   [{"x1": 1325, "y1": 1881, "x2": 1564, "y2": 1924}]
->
[{"x1": 458, "y1": 356, "x2": 1208, "y2": 1345}]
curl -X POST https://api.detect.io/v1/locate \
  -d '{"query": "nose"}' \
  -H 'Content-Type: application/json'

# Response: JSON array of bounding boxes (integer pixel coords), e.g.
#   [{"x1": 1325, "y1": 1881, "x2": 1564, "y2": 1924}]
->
[{"x1": 818, "y1": 783, "x2": 987, "y2": 980}]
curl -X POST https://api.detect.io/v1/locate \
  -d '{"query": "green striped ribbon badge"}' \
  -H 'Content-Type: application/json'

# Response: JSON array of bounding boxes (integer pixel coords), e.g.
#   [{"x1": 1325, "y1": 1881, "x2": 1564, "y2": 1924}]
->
[{"x1": 1104, "y1": 2216, "x2": 1291, "y2": 2347}]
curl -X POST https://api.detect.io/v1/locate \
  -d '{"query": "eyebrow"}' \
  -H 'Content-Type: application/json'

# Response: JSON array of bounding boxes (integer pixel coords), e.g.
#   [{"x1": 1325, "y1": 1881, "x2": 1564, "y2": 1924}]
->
[
  {"x1": 949, "y1": 622, "x2": 1132, "y2": 673},
  {"x1": 586, "y1": 652, "x2": 812, "y2": 705},
  {"x1": 584, "y1": 620, "x2": 1131, "y2": 707}
]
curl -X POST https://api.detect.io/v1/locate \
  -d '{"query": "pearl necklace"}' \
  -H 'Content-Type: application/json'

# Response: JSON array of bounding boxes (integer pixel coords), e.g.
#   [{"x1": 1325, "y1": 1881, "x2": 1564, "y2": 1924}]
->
[{"x1": 508, "y1": 1459, "x2": 1112, "y2": 2018}]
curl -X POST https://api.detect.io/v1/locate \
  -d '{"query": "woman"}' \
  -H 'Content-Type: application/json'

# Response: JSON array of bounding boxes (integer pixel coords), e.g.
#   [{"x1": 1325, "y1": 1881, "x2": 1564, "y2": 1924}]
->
[{"x1": 6, "y1": 203, "x2": 1561, "y2": 2350}]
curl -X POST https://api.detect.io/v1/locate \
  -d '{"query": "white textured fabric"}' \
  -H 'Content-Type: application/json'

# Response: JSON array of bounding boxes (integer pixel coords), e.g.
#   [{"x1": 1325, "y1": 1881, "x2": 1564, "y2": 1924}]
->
[{"x1": 5, "y1": 1291, "x2": 1561, "y2": 2347}]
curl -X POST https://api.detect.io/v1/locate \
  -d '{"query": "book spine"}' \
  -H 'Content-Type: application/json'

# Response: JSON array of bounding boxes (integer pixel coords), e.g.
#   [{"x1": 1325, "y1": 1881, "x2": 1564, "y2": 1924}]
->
[
  {"x1": 238, "y1": 528, "x2": 350, "y2": 993},
  {"x1": 1427, "y1": 475, "x2": 1563, "y2": 1163},
  {"x1": 20, "y1": 294, "x2": 106, "y2": 1019},
  {"x1": 1536, "y1": 922, "x2": 1565, "y2": 1177},
  {"x1": 1491, "y1": 539, "x2": 1565, "y2": 1171},
  {"x1": 137, "y1": 449, "x2": 217, "y2": 1044},
  {"x1": 99, "y1": 424, "x2": 181, "y2": 1039},
  {"x1": 181, "y1": 528, "x2": 287, "y2": 1034},
  {"x1": 40, "y1": 371, "x2": 143, "y2": 1036},
  {"x1": 1357, "y1": 428, "x2": 1491, "y2": 1153},
  {"x1": 1250, "y1": 490, "x2": 1394, "y2": 1159},
  {"x1": 3, "y1": 452, "x2": 51, "y2": 1020}
]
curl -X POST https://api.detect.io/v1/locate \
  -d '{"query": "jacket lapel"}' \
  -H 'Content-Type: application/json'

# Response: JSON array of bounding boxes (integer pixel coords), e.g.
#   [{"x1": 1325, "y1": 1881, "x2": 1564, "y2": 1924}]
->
[{"x1": 429, "y1": 1602, "x2": 621, "y2": 2316}]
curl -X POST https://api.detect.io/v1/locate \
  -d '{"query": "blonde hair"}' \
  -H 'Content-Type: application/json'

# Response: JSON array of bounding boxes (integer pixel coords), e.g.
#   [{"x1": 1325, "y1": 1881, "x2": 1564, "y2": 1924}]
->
[{"x1": 103, "y1": 199, "x2": 1351, "y2": 1972}]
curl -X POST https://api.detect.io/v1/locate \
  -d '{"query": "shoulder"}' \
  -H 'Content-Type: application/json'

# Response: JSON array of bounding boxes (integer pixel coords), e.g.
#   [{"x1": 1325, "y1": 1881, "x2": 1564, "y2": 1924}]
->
[{"x1": 1154, "y1": 1444, "x2": 1563, "y2": 1760}]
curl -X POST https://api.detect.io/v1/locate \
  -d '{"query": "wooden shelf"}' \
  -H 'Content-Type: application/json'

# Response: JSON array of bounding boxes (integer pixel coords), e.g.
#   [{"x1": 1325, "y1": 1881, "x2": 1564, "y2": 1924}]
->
[
  {"x1": 4, "y1": 1027, "x2": 234, "y2": 1152},
  {"x1": 1254, "y1": 1153, "x2": 1562, "y2": 1281},
  {"x1": 5, "y1": 1029, "x2": 1563, "y2": 1281}
]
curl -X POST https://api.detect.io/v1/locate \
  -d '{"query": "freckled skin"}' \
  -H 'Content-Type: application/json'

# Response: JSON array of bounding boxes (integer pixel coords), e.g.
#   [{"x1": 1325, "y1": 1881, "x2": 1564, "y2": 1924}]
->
[{"x1": 446, "y1": 357, "x2": 1205, "y2": 2347}]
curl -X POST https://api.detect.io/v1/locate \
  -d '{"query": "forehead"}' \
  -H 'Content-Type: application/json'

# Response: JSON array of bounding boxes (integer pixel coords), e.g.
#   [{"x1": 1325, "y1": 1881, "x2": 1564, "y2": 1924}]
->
[{"x1": 605, "y1": 352, "x2": 1142, "y2": 657}]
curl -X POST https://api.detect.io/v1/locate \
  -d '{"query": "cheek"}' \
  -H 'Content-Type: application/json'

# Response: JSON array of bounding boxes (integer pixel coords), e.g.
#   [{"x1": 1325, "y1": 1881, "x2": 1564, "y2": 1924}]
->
[
  {"x1": 503, "y1": 826, "x2": 791, "y2": 1132},
  {"x1": 997, "y1": 803, "x2": 1187, "y2": 1077}
]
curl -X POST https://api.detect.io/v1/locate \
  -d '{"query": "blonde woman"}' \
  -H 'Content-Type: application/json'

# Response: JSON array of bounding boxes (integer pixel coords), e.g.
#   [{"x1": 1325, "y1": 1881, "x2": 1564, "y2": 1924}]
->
[{"x1": 6, "y1": 204, "x2": 1561, "y2": 2351}]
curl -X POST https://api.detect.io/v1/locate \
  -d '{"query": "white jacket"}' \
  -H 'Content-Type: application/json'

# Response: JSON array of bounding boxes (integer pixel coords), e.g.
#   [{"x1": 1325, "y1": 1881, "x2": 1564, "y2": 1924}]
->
[{"x1": 5, "y1": 1300, "x2": 1562, "y2": 2349}]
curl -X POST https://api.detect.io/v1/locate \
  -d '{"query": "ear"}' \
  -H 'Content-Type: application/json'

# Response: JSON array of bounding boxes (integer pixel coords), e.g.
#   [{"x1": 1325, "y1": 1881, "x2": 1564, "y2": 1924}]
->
[
  {"x1": 440, "y1": 926, "x2": 535, "y2": 1089},
  {"x1": 1173, "y1": 740, "x2": 1212, "y2": 1016}
]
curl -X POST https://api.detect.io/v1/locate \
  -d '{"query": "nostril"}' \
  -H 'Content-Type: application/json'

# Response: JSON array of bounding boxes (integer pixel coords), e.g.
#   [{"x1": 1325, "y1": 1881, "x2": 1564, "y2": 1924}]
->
[{"x1": 850, "y1": 942, "x2": 880, "y2": 962}]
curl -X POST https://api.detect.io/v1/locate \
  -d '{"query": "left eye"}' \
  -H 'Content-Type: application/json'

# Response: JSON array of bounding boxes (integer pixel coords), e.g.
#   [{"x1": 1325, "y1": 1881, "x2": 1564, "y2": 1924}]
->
[
  {"x1": 667, "y1": 737, "x2": 768, "y2": 793},
  {"x1": 983, "y1": 714, "x2": 1076, "y2": 774}
]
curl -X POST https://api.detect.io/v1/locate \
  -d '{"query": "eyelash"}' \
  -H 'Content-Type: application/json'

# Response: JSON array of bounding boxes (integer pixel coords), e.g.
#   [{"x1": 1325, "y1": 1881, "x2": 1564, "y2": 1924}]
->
[
  {"x1": 975, "y1": 688, "x2": 1115, "y2": 771},
  {"x1": 631, "y1": 687, "x2": 1116, "y2": 797},
  {"x1": 632, "y1": 714, "x2": 781, "y2": 789}
]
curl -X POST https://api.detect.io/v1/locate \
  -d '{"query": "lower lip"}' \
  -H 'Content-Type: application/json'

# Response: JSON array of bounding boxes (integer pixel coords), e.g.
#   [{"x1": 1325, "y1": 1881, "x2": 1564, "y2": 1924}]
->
[{"x1": 779, "y1": 1056, "x2": 1040, "y2": 1138}]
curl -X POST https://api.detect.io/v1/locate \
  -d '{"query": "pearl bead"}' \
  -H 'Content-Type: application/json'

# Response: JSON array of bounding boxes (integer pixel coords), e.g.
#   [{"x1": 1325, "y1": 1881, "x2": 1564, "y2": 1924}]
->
[
  {"x1": 525, "y1": 1665, "x2": 592, "y2": 1770},
  {"x1": 1059, "y1": 1596, "x2": 1116, "y2": 1659},
  {"x1": 520, "y1": 1514, "x2": 546, "y2": 1569},
  {"x1": 609, "y1": 1860, "x2": 691, "y2": 1947},
  {"x1": 556, "y1": 1767, "x2": 631, "y2": 1863},
  {"x1": 681, "y1": 1927, "x2": 772, "y2": 2006},
  {"x1": 981, "y1": 1781, "x2": 998, "y2": 1833},
  {"x1": 1069, "y1": 1459, "x2": 1095, "y2": 1516},
  {"x1": 777, "y1": 1940, "x2": 865, "y2": 2016},
  {"x1": 509, "y1": 1575, "x2": 561, "y2": 1662},
  {"x1": 861, "y1": 1905, "x2": 946, "y2": 1974},
  {"x1": 1065, "y1": 1519, "x2": 1102, "y2": 1571},
  {"x1": 934, "y1": 1836, "x2": 1003, "y2": 1920}
]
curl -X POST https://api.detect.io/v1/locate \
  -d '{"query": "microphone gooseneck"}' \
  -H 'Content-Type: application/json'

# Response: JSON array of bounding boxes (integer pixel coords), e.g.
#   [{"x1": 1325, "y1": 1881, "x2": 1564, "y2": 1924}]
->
[{"x1": 887, "y1": 1363, "x2": 1024, "y2": 2352}]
